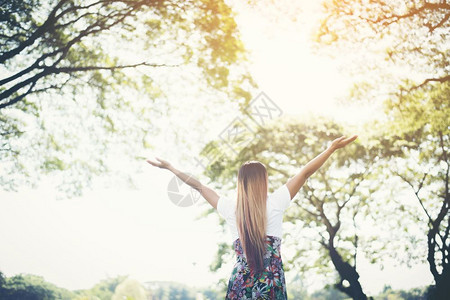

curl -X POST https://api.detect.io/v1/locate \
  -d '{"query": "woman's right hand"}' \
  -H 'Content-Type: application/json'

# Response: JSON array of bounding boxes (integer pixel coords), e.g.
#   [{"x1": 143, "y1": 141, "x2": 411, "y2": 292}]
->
[
  {"x1": 330, "y1": 135, "x2": 358, "y2": 150},
  {"x1": 146, "y1": 157, "x2": 172, "y2": 170}
]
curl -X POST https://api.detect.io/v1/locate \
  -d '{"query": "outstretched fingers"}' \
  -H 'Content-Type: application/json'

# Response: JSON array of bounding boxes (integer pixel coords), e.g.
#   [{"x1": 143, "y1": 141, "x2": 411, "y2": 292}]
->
[
  {"x1": 146, "y1": 159, "x2": 160, "y2": 167},
  {"x1": 343, "y1": 135, "x2": 358, "y2": 146},
  {"x1": 155, "y1": 157, "x2": 168, "y2": 164},
  {"x1": 146, "y1": 156, "x2": 171, "y2": 169},
  {"x1": 347, "y1": 134, "x2": 358, "y2": 142}
]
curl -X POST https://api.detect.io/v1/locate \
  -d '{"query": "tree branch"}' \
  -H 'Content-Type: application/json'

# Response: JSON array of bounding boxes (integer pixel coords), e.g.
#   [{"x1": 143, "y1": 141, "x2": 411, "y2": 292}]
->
[
  {"x1": 301, "y1": 206, "x2": 320, "y2": 218},
  {"x1": 0, "y1": 0, "x2": 70, "y2": 64},
  {"x1": 55, "y1": 62, "x2": 180, "y2": 74},
  {"x1": 361, "y1": 2, "x2": 450, "y2": 27},
  {"x1": 394, "y1": 170, "x2": 433, "y2": 224},
  {"x1": 0, "y1": 69, "x2": 50, "y2": 109},
  {"x1": 426, "y1": 13, "x2": 450, "y2": 32},
  {"x1": 0, "y1": 80, "x2": 38, "y2": 109},
  {"x1": 409, "y1": 75, "x2": 450, "y2": 91}
]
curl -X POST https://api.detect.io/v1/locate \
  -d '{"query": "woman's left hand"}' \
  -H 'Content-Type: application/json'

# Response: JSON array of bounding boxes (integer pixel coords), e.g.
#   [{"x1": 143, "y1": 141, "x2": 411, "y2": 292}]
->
[
  {"x1": 330, "y1": 135, "x2": 358, "y2": 150},
  {"x1": 146, "y1": 157, "x2": 172, "y2": 170}
]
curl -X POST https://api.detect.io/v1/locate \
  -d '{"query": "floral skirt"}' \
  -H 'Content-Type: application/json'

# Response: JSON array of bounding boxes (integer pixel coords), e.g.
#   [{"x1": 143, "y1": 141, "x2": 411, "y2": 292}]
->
[{"x1": 225, "y1": 235, "x2": 288, "y2": 299}]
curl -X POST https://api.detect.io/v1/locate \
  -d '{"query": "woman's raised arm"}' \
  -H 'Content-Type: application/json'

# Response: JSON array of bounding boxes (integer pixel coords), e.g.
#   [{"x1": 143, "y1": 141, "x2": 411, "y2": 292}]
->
[
  {"x1": 285, "y1": 135, "x2": 358, "y2": 200},
  {"x1": 147, "y1": 157, "x2": 220, "y2": 209}
]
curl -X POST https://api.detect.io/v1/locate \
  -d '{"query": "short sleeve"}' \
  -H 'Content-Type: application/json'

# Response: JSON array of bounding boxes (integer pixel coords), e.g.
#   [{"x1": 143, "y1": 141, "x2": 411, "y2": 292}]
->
[
  {"x1": 217, "y1": 195, "x2": 235, "y2": 220},
  {"x1": 268, "y1": 184, "x2": 292, "y2": 212}
]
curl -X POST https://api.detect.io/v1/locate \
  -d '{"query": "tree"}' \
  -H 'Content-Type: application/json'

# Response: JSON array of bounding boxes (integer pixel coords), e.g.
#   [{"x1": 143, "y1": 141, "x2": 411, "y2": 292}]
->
[
  {"x1": 369, "y1": 82, "x2": 449, "y2": 299},
  {"x1": 313, "y1": 2, "x2": 449, "y2": 297},
  {"x1": 0, "y1": 0, "x2": 253, "y2": 109},
  {"x1": 144, "y1": 281, "x2": 197, "y2": 300},
  {"x1": 0, "y1": 271, "x2": 74, "y2": 300},
  {"x1": 73, "y1": 275, "x2": 127, "y2": 299},
  {"x1": 201, "y1": 115, "x2": 387, "y2": 299},
  {"x1": 0, "y1": 0, "x2": 256, "y2": 196},
  {"x1": 377, "y1": 284, "x2": 429, "y2": 300},
  {"x1": 316, "y1": 0, "x2": 449, "y2": 93},
  {"x1": 112, "y1": 278, "x2": 147, "y2": 300}
]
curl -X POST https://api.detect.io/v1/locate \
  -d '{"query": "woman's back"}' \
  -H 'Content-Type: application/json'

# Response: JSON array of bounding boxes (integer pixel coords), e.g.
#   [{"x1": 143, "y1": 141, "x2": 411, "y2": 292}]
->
[
  {"x1": 217, "y1": 183, "x2": 292, "y2": 243},
  {"x1": 217, "y1": 183, "x2": 292, "y2": 299}
]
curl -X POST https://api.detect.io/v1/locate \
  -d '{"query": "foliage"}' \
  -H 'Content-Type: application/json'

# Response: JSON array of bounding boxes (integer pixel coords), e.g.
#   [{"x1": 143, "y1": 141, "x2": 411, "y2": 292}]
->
[
  {"x1": 372, "y1": 81, "x2": 450, "y2": 299},
  {"x1": 0, "y1": 270, "x2": 431, "y2": 299},
  {"x1": 0, "y1": 271, "x2": 75, "y2": 300},
  {"x1": 375, "y1": 284, "x2": 430, "y2": 300},
  {"x1": 145, "y1": 281, "x2": 197, "y2": 300},
  {"x1": 0, "y1": 0, "x2": 256, "y2": 197},
  {"x1": 314, "y1": 1, "x2": 449, "y2": 297},
  {"x1": 73, "y1": 275, "x2": 126, "y2": 299},
  {"x1": 316, "y1": 0, "x2": 449, "y2": 99},
  {"x1": 0, "y1": 0, "x2": 253, "y2": 109},
  {"x1": 112, "y1": 278, "x2": 147, "y2": 300}
]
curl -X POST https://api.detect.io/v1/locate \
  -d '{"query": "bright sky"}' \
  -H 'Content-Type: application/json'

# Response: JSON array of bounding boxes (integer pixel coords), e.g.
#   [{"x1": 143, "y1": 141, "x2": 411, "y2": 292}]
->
[{"x1": 0, "y1": 0, "x2": 433, "y2": 296}]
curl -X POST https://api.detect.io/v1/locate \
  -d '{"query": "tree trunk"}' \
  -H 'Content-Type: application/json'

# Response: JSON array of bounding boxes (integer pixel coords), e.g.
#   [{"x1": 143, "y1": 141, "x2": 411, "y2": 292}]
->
[
  {"x1": 426, "y1": 193, "x2": 449, "y2": 300},
  {"x1": 432, "y1": 266, "x2": 450, "y2": 299},
  {"x1": 328, "y1": 246, "x2": 368, "y2": 300}
]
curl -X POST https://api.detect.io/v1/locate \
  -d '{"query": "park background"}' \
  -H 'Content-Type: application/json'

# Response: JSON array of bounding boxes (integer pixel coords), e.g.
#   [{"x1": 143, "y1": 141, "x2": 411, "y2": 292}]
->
[{"x1": 0, "y1": 0, "x2": 448, "y2": 299}]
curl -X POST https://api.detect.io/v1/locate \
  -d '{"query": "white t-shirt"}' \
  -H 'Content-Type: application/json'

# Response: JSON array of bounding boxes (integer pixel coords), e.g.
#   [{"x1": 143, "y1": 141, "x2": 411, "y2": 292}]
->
[{"x1": 216, "y1": 184, "x2": 292, "y2": 243}]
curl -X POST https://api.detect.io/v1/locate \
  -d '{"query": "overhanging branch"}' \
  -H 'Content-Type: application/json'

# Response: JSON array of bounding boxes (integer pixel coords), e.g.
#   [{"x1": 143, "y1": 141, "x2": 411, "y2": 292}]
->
[{"x1": 409, "y1": 75, "x2": 450, "y2": 91}]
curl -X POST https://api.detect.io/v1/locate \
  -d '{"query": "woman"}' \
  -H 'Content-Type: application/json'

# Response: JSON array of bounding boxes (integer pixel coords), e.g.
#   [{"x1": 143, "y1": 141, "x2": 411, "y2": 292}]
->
[{"x1": 147, "y1": 134, "x2": 358, "y2": 299}]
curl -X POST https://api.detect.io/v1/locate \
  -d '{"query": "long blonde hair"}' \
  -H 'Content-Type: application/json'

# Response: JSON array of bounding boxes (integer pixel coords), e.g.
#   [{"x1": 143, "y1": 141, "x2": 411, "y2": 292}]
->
[{"x1": 236, "y1": 161, "x2": 268, "y2": 275}]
